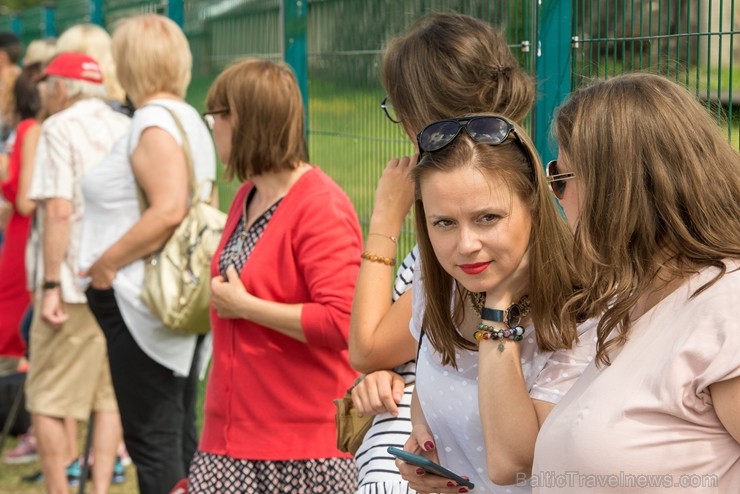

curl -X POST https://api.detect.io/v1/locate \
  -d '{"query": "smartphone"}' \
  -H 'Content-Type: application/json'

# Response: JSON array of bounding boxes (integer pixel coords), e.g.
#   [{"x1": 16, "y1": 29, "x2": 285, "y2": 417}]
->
[{"x1": 387, "y1": 446, "x2": 475, "y2": 489}]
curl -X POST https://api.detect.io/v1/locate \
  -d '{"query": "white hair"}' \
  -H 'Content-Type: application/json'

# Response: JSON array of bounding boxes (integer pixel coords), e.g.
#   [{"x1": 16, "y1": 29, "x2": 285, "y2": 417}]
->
[{"x1": 47, "y1": 75, "x2": 108, "y2": 101}]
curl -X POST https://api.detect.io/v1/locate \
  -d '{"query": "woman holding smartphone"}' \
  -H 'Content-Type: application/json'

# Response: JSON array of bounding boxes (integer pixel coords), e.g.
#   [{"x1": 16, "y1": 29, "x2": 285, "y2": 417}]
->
[{"x1": 395, "y1": 115, "x2": 597, "y2": 493}]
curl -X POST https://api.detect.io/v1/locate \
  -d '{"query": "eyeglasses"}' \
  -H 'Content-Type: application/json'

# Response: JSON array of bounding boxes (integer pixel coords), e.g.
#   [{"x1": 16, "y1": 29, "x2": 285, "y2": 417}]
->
[
  {"x1": 202, "y1": 108, "x2": 228, "y2": 131},
  {"x1": 380, "y1": 96, "x2": 401, "y2": 124},
  {"x1": 417, "y1": 116, "x2": 516, "y2": 153},
  {"x1": 546, "y1": 159, "x2": 576, "y2": 200}
]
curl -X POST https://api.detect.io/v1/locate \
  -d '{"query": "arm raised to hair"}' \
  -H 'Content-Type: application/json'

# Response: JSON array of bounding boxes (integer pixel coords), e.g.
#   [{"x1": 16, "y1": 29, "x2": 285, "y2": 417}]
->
[{"x1": 349, "y1": 155, "x2": 418, "y2": 373}]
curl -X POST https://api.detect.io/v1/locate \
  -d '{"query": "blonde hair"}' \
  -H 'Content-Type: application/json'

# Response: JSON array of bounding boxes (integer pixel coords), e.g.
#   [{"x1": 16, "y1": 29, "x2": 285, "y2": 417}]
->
[
  {"x1": 23, "y1": 38, "x2": 56, "y2": 67},
  {"x1": 112, "y1": 14, "x2": 192, "y2": 105},
  {"x1": 414, "y1": 115, "x2": 580, "y2": 368},
  {"x1": 555, "y1": 73, "x2": 740, "y2": 366},
  {"x1": 206, "y1": 58, "x2": 308, "y2": 181},
  {"x1": 56, "y1": 24, "x2": 125, "y2": 102},
  {"x1": 381, "y1": 12, "x2": 535, "y2": 135}
]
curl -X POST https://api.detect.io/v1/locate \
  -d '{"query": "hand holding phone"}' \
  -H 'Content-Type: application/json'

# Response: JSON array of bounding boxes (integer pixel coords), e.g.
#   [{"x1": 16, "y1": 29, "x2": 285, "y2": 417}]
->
[{"x1": 387, "y1": 446, "x2": 475, "y2": 489}]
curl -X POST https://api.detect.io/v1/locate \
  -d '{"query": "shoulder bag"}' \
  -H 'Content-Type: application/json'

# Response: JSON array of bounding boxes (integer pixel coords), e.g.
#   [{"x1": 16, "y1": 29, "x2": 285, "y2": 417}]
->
[{"x1": 134, "y1": 104, "x2": 226, "y2": 334}]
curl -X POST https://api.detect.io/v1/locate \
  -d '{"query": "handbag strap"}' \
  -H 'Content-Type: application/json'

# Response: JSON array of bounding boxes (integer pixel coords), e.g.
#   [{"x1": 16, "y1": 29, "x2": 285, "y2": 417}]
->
[{"x1": 131, "y1": 103, "x2": 200, "y2": 213}]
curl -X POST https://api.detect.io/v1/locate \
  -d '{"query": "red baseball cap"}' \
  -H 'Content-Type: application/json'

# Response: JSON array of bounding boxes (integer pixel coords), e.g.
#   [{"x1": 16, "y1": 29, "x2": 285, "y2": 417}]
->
[{"x1": 38, "y1": 52, "x2": 104, "y2": 84}]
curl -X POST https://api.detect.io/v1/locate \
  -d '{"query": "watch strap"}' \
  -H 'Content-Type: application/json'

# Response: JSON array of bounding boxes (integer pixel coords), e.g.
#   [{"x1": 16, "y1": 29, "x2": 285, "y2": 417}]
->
[
  {"x1": 481, "y1": 307, "x2": 505, "y2": 323},
  {"x1": 42, "y1": 280, "x2": 61, "y2": 290}
]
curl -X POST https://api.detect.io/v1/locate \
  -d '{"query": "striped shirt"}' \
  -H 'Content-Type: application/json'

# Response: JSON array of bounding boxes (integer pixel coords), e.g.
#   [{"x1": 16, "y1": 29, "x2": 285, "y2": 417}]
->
[{"x1": 356, "y1": 246, "x2": 419, "y2": 494}]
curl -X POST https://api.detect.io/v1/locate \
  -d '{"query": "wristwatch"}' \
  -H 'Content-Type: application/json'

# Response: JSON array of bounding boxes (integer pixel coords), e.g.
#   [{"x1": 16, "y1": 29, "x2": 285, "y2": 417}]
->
[
  {"x1": 42, "y1": 280, "x2": 61, "y2": 290},
  {"x1": 481, "y1": 302, "x2": 524, "y2": 328}
]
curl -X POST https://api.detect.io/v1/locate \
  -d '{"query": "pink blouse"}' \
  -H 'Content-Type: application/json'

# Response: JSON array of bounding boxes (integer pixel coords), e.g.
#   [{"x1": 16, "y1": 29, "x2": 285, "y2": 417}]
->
[{"x1": 533, "y1": 260, "x2": 740, "y2": 493}]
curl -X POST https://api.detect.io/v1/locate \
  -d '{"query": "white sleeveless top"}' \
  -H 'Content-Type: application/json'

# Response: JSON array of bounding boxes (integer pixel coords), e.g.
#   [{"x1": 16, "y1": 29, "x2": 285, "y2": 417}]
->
[{"x1": 78, "y1": 99, "x2": 216, "y2": 376}]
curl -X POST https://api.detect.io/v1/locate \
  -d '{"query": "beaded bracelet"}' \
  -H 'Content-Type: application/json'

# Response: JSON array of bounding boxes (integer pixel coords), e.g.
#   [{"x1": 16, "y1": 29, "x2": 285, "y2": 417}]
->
[
  {"x1": 368, "y1": 232, "x2": 398, "y2": 244},
  {"x1": 473, "y1": 323, "x2": 525, "y2": 342},
  {"x1": 361, "y1": 251, "x2": 396, "y2": 266}
]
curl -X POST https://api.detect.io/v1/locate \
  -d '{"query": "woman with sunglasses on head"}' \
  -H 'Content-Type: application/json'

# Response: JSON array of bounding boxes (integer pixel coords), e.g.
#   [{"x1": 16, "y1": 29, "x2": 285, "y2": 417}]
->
[
  {"x1": 349, "y1": 13, "x2": 537, "y2": 494},
  {"x1": 532, "y1": 73, "x2": 740, "y2": 493},
  {"x1": 389, "y1": 114, "x2": 598, "y2": 494}
]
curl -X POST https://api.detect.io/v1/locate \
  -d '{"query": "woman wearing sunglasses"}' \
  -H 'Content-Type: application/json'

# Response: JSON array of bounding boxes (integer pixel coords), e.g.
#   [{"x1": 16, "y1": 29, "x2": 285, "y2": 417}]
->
[
  {"x1": 348, "y1": 13, "x2": 538, "y2": 494},
  {"x1": 532, "y1": 74, "x2": 740, "y2": 492},
  {"x1": 386, "y1": 114, "x2": 598, "y2": 494}
]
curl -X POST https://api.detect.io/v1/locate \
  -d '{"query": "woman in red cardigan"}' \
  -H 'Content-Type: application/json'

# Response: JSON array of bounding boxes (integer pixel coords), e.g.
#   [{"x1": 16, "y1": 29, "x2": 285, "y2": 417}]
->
[{"x1": 188, "y1": 58, "x2": 363, "y2": 493}]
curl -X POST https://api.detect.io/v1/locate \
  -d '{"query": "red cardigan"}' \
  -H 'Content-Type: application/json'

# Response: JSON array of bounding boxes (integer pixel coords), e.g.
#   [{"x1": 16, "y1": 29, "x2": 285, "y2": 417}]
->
[{"x1": 200, "y1": 167, "x2": 362, "y2": 460}]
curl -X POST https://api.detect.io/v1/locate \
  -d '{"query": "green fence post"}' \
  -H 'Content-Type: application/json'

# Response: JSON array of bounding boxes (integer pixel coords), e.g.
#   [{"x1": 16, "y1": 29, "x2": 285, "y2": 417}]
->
[
  {"x1": 282, "y1": 0, "x2": 309, "y2": 132},
  {"x1": 535, "y1": 0, "x2": 572, "y2": 163},
  {"x1": 89, "y1": 0, "x2": 104, "y2": 27},
  {"x1": 11, "y1": 14, "x2": 21, "y2": 35},
  {"x1": 43, "y1": 3, "x2": 56, "y2": 37},
  {"x1": 167, "y1": 0, "x2": 184, "y2": 28}
]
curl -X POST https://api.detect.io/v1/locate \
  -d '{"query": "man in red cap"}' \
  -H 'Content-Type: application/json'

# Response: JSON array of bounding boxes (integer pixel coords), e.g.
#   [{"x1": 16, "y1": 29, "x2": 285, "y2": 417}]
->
[{"x1": 25, "y1": 51, "x2": 130, "y2": 494}]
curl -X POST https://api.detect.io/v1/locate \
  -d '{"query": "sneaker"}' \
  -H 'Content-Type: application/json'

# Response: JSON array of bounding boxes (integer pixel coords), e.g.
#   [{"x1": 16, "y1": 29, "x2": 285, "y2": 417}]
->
[
  {"x1": 3, "y1": 432, "x2": 38, "y2": 464},
  {"x1": 66, "y1": 459, "x2": 81, "y2": 486},
  {"x1": 83, "y1": 456, "x2": 127, "y2": 484},
  {"x1": 21, "y1": 459, "x2": 81, "y2": 486},
  {"x1": 112, "y1": 456, "x2": 126, "y2": 484}
]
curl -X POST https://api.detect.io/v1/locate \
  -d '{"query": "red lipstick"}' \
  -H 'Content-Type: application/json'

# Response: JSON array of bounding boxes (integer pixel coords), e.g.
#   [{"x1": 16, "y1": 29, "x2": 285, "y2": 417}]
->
[{"x1": 458, "y1": 261, "x2": 491, "y2": 275}]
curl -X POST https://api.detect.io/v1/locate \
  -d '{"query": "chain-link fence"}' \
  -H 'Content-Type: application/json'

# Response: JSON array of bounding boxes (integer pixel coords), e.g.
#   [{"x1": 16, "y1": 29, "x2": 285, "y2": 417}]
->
[{"x1": 2, "y1": 0, "x2": 738, "y2": 256}]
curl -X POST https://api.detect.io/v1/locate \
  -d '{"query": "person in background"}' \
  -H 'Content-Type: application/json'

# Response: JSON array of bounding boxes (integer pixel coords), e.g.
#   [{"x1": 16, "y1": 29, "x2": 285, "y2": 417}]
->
[
  {"x1": 348, "y1": 13, "x2": 535, "y2": 494},
  {"x1": 188, "y1": 57, "x2": 362, "y2": 493},
  {"x1": 0, "y1": 33, "x2": 22, "y2": 260},
  {"x1": 0, "y1": 32, "x2": 22, "y2": 149},
  {"x1": 80, "y1": 14, "x2": 215, "y2": 494},
  {"x1": 50, "y1": 24, "x2": 133, "y2": 476},
  {"x1": 533, "y1": 73, "x2": 740, "y2": 493},
  {"x1": 22, "y1": 39, "x2": 57, "y2": 68},
  {"x1": 0, "y1": 62, "x2": 42, "y2": 466},
  {"x1": 56, "y1": 24, "x2": 126, "y2": 107},
  {"x1": 25, "y1": 51, "x2": 129, "y2": 494},
  {"x1": 2, "y1": 38, "x2": 56, "y2": 468},
  {"x1": 0, "y1": 60, "x2": 40, "y2": 414}
]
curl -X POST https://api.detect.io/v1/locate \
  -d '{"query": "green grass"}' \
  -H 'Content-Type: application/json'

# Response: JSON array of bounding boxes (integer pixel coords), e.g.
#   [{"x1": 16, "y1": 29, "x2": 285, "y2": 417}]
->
[{"x1": 0, "y1": 433, "x2": 138, "y2": 494}]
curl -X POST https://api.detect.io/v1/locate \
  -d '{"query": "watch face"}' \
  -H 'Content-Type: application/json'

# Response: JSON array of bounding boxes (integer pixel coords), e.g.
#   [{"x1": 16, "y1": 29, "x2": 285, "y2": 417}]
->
[{"x1": 506, "y1": 303, "x2": 522, "y2": 328}]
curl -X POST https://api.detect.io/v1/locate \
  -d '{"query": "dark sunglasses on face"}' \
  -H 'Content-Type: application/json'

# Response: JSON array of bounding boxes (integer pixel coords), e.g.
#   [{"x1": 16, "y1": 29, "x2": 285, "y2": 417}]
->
[
  {"x1": 416, "y1": 116, "x2": 516, "y2": 153},
  {"x1": 546, "y1": 159, "x2": 576, "y2": 200}
]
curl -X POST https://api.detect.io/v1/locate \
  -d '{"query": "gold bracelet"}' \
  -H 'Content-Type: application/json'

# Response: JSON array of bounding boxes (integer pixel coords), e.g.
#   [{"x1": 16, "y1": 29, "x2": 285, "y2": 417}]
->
[
  {"x1": 368, "y1": 232, "x2": 398, "y2": 244},
  {"x1": 361, "y1": 251, "x2": 396, "y2": 266}
]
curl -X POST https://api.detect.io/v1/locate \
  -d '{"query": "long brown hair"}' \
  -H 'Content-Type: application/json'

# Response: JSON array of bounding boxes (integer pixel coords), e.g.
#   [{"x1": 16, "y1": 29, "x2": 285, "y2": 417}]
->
[
  {"x1": 555, "y1": 73, "x2": 740, "y2": 366},
  {"x1": 381, "y1": 12, "x2": 535, "y2": 134},
  {"x1": 414, "y1": 115, "x2": 580, "y2": 368}
]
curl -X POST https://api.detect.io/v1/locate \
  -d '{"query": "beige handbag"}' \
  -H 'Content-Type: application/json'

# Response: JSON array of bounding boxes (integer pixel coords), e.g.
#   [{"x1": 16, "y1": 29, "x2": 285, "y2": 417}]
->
[
  {"x1": 334, "y1": 385, "x2": 374, "y2": 456},
  {"x1": 135, "y1": 104, "x2": 226, "y2": 334}
]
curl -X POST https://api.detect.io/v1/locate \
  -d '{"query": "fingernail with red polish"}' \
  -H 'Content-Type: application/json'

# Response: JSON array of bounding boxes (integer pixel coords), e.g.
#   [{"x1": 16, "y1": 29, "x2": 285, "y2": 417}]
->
[
  {"x1": 447, "y1": 481, "x2": 456, "y2": 487},
  {"x1": 424, "y1": 440, "x2": 435, "y2": 451},
  {"x1": 415, "y1": 468, "x2": 425, "y2": 475},
  {"x1": 459, "y1": 488, "x2": 469, "y2": 493}
]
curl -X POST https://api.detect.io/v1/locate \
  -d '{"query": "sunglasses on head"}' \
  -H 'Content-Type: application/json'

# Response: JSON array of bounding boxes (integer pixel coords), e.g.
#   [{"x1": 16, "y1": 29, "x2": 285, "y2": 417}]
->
[
  {"x1": 416, "y1": 116, "x2": 516, "y2": 153},
  {"x1": 546, "y1": 159, "x2": 576, "y2": 200}
]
